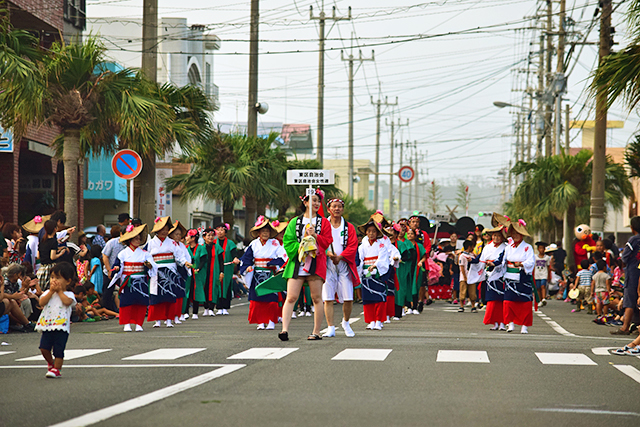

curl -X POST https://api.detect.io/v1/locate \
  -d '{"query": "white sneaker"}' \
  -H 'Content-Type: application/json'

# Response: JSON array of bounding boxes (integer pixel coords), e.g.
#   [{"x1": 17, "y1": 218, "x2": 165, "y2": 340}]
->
[
  {"x1": 266, "y1": 320, "x2": 275, "y2": 330},
  {"x1": 374, "y1": 321, "x2": 383, "y2": 330},
  {"x1": 521, "y1": 326, "x2": 529, "y2": 334},
  {"x1": 506, "y1": 322, "x2": 515, "y2": 333},
  {"x1": 208, "y1": 309, "x2": 216, "y2": 317},
  {"x1": 291, "y1": 312, "x2": 297, "y2": 319},
  {"x1": 135, "y1": 324, "x2": 144, "y2": 332},
  {"x1": 366, "y1": 321, "x2": 375, "y2": 330},
  {"x1": 277, "y1": 317, "x2": 283, "y2": 323},
  {"x1": 257, "y1": 323, "x2": 265, "y2": 330},
  {"x1": 184, "y1": 314, "x2": 190, "y2": 319},
  {"x1": 342, "y1": 320, "x2": 355, "y2": 337},
  {"x1": 412, "y1": 309, "x2": 420, "y2": 315},
  {"x1": 311, "y1": 306, "x2": 315, "y2": 313},
  {"x1": 384, "y1": 316, "x2": 391, "y2": 324},
  {"x1": 297, "y1": 311, "x2": 304, "y2": 317},
  {"x1": 191, "y1": 314, "x2": 198, "y2": 320},
  {"x1": 392, "y1": 316, "x2": 400, "y2": 321},
  {"x1": 179, "y1": 314, "x2": 186, "y2": 322},
  {"x1": 202, "y1": 310, "x2": 209, "y2": 317},
  {"x1": 323, "y1": 326, "x2": 336, "y2": 337},
  {"x1": 174, "y1": 316, "x2": 182, "y2": 324},
  {"x1": 153, "y1": 321, "x2": 161, "y2": 328},
  {"x1": 123, "y1": 324, "x2": 132, "y2": 332},
  {"x1": 498, "y1": 322, "x2": 506, "y2": 331},
  {"x1": 465, "y1": 300, "x2": 472, "y2": 307},
  {"x1": 305, "y1": 311, "x2": 312, "y2": 317},
  {"x1": 223, "y1": 309, "x2": 229, "y2": 315},
  {"x1": 216, "y1": 309, "x2": 223, "y2": 316},
  {"x1": 165, "y1": 320, "x2": 174, "y2": 328}
]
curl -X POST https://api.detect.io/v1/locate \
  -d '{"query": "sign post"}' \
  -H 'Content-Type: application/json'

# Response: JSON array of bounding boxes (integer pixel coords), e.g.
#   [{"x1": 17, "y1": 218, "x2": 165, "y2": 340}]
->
[
  {"x1": 398, "y1": 165, "x2": 415, "y2": 183},
  {"x1": 286, "y1": 169, "x2": 335, "y2": 221},
  {"x1": 111, "y1": 149, "x2": 143, "y2": 219}
]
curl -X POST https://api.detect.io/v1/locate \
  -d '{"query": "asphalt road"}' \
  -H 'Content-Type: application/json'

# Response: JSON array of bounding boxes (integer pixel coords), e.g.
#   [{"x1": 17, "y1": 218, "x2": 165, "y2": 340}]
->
[{"x1": 1, "y1": 298, "x2": 639, "y2": 427}]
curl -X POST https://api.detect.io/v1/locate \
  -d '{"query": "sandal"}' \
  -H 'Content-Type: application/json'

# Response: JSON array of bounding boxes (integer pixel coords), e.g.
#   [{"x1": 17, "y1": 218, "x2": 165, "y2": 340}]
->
[
  {"x1": 278, "y1": 331, "x2": 289, "y2": 342},
  {"x1": 307, "y1": 334, "x2": 322, "y2": 340},
  {"x1": 613, "y1": 347, "x2": 630, "y2": 355},
  {"x1": 625, "y1": 347, "x2": 640, "y2": 355}
]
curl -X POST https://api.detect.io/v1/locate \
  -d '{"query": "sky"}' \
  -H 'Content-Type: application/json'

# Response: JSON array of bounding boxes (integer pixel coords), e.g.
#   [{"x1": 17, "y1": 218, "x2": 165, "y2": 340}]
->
[{"x1": 86, "y1": 0, "x2": 640, "y2": 212}]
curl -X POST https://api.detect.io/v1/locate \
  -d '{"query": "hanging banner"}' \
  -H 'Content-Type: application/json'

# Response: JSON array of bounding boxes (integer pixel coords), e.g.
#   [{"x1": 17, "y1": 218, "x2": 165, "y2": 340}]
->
[{"x1": 156, "y1": 168, "x2": 172, "y2": 218}]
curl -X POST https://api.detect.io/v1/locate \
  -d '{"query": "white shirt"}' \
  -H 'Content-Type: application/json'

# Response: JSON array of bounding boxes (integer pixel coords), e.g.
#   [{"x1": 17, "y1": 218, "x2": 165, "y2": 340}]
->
[
  {"x1": 329, "y1": 218, "x2": 345, "y2": 256},
  {"x1": 26, "y1": 235, "x2": 39, "y2": 270},
  {"x1": 480, "y1": 241, "x2": 507, "y2": 282},
  {"x1": 298, "y1": 216, "x2": 319, "y2": 276},
  {"x1": 35, "y1": 291, "x2": 76, "y2": 333},
  {"x1": 146, "y1": 236, "x2": 190, "y2": 273},
  {"x1": 504, "y1": 240, "x2": 536, "y2": 280},
  {"x1": 357, "y1": 237, "x2": 390, "y2": 277},
  {"x1": 534, "y1": 254, "x2": 551, "y2": 280}
]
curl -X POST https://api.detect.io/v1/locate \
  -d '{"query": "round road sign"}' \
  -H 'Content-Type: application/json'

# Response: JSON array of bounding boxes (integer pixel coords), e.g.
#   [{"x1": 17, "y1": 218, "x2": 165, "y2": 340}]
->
[
  {"x1": 112, "y1": 149, "x2": 143, "y2": 180},
  {"x1": 398, "y1": 166, "x2": 415, "y2": 183}
]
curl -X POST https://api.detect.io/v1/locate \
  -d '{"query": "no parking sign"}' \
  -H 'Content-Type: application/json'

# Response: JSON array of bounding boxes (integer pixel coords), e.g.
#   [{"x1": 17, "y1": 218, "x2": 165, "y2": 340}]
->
[{"x1": 111, "y1": 149, "x2": 143, "y2": 180}]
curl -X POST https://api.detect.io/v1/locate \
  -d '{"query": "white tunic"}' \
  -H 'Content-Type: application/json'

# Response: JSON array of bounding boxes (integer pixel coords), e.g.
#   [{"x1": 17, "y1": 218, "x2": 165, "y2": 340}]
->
[
  {"x1": 357, "y1": 237, "x2": 390, "y2": 277},
  {"x1": 241, "y1": 238, "x2": 287, "y2": 288},
  {"x1": 146, "y1": 236, "x2": 189, "y2": 273},
  {"x1": 385, "y1": 237, "x2": 402, "y2": 268},
  {"x1": 480, "y1": 241, "x2": 507, "y2": 283},
  {"x1": 504, "y1": 240, "x2": 535, "y2": 281},
  {"x1": 109, "y1": 246, "x2": 158, "y2": 288}
]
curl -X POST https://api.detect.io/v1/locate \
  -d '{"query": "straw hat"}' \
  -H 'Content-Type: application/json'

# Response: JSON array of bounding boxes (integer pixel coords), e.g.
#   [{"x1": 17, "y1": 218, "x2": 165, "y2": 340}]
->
[
  {"x1": 358, "y1": 219, "x2": 383, "y2": 238},
  {"x1": 22, "y1": 215, "x2": 51, "y2": 234},
  {"x1": 250, "y1": 215, "x2": 277, "y2": 239},
  {"x1": 169, "y1": 220, "x2": 187, "y2": 238},
  {"x1": 119, "y1": 224, "x2": 148, "y2": 244},
  {"x1": 485, "y1": 224, "x2": 508, "y2": 238},
  {"x1": 152, "y1": 216, "x2": 172, "y2": 233},
  {"x1": 370, "y1": 210, "x2": 391, "y2": 229},
  {"x1": 509, "y1": 218, "x2": 531, "y2": 237},
  {"x1": 271, "y1": 220, "x2": 288, "y2": 235},
  {"x1": 491, "y1": 212, "x2": 511, "y2": 228},
  {"x1": 545, "y1": 243, "x2": 558, "y2": 253}
]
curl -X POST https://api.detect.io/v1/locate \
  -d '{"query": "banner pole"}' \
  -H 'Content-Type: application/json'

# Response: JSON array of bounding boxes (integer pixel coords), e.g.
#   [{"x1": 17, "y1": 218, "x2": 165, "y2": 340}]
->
[{"x1": 129, "y1": 179, "x2": 134, "y2": 219}]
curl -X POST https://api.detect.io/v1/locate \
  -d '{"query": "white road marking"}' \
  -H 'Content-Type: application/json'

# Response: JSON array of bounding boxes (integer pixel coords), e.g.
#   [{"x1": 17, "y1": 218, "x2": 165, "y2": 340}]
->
[
  {"x1": 534, "y1": 310, "x2": 576, "y2": 337},
  {"x1": 532, "y1": 408, "x2": 640, "y2": 417},
  {"x1": 230, "y1": 302, "x2": 250, "y2": 308},
  {"x1": 47, "y1": 364, "x2": 245, "y2": 427},
  {"x1": 227, "y1": 347, "x2": 298, "y2": 360},
  {"x1": 436, "y1": 350, "x2": 490, "y2": 363},
  {"x1": 613, "y1": 365, "x2": 640, "y2": 385},
  {"x1": 535, "y1": 352, "x2": 597, "y2": 365},
  {"x1": 319, "y1": 317, "x2": 360, "y2": 334},
  {"x1": 16, "y1": 349, "x2": 111, "y2": 361},
  {"x1": 332, "y1": 349, "x2": 392, "y2": 361},
  {"x1": 0, "y1": 364, "x2": 233, "y2": 369},
  {"x1": 591, "y1": 347, "x2": 619, "y2": 355},
  {"x1": 122, "y1": 348, "x2": 206, "y2": 360},
  {"x1": 0, "y1": 351, "x2": 15, "y2": 356}
]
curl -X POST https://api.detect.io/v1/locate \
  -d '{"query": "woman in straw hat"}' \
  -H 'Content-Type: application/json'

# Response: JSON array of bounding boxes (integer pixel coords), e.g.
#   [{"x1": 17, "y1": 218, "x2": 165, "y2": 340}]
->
[
  {"x1": 279, "y1": 188, "x2": 332, "y2": 341},
  {"x1": 358, "y1": 219, "x2": 391, "y2": 330},
  {"x1": 113, "y1": 224, "x2": 158, "y2": 332},
  {"x1": 147, "y1": 216, "x2": 192, "y2": 328},
  {"x1": 239, "y1": 216, "x2": 286, "y2": 330},
  {"x1": 481, "y1": 223, "x2": 508, "y2": 331},
  {"x1": 168, "y1": 220, "x2": 189, "y2": 323},
  {"x1": 503, "y1": 218, "x2": 536, "y2": 334},
  {"x1": 23, "y1": 215, "x2": 50, "y2": 273},
  {"x1": 405, "y1": 227, "x2": 426, "y2": 315}
]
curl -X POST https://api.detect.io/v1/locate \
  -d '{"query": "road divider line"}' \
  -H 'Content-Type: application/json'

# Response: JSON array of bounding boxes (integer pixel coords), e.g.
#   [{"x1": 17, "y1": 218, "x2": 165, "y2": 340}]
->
[
  {"x1": 48, "y1": 364, "x2": 245, "y2": 427},
  {"x1": 0, "y1": 364, "x2": 234, "y2": 369},
  {"x1": 532, "y1": 408, "x2": 640, "y2": 417},
  {"x1": 534, "y1": 310, "x2": 575, "y2": 337}
]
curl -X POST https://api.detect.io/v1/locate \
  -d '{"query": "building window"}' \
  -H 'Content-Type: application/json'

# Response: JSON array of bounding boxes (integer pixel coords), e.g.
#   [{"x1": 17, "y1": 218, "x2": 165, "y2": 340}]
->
[
  {"x1": 187, "y1": 64, "x2": 201, "y2": 85},
  {"x1": 64, "y1": 0, "x2": 86, "y2": 30}
]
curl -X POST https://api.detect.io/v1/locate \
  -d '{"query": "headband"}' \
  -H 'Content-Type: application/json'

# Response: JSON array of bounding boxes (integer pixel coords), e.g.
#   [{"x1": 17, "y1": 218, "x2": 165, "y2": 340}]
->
[
  {"x1": 300, "y1": 188, "x2": 325, "y2": 201},
  {"x1": 215, "y1": 223, "x2": 230, "y2": 231},
  {"x1": 327, "y1": 198, "x2": 344, "y2": 207}
]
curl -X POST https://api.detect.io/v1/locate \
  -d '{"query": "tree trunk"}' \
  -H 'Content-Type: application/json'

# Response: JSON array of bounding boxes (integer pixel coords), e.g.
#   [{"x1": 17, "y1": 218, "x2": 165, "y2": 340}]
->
[
  {"x1": 137, "y1": 153, "x2": 156, "y2": 222},
  {"x1": 62, "y1": 129, "x2": 80, "y2": 239},
  {"x1": 223, "y1": 201, "x2": 235, "y2": 240},
  {"x1": 245, "y1": 195, "x2": 257, "y2": 238},
  {"x1": 278, "y1": 204, "x2": 289, "y2": 221},
  {"x1": 564, "y1": 204, "x2": 576, "y2": 268},
  {"x1": 256, "y1": 202, "x2": 266, "y2": 217}
]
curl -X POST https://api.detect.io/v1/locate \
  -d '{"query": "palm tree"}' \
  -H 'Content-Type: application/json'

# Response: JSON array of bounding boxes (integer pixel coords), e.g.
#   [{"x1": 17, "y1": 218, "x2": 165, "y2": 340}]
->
[{"x1": 0, "y1": 30, "x2": 213, "y2": 231}]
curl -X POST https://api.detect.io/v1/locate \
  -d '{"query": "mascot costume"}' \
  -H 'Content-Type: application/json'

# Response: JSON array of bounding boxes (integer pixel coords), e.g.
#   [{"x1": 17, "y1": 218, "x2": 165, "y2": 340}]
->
[{"x1": 573, "y1": 224, "x2": 596, "y2": 268}]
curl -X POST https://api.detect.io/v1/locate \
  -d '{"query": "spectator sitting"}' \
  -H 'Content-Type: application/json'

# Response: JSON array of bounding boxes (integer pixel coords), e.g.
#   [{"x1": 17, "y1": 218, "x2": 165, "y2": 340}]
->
[
  {"x1": 76, "y1": 231, "x2": 89, "y2": 260},
  {"x1": 3, "y1": 222, "x2": 25, "y2": 265},
  {"x1": 2, "y1": 263, "x2": 35, "y2": 321},
  {"x1": 0, "y1": 268, "x2": 35, "y2": 332},
  {"x1": 73, "y1": 284, "x2": 117, "y2": 321}
]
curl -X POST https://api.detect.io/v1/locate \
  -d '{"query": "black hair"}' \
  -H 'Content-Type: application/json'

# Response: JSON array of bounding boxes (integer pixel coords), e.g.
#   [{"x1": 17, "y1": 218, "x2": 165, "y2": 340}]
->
[
  {"x1": 463, "y1": 240, "x2": 474, "y2": 251},
  {"x1": 203, "y1": 227, "x2": 215, "y2": 235},
  {"x1": 42, "y1": 220, "x2": 57, "y2": 243},
  {"x1": 110, "y1": 225, "x2": 122, "y2": 239},
  {"x1": 20, "y1": 262, "x2": 34, "y2": 279},
  {"x1": 602, "y1": 239, "x2": 613, "y2": 250},
  {"x1": 579, "y1": 259, "x2": 590, "y2": 269},
  {"x1": 443, "y1": 244, "x2": 454, "y2": 252},
  {"x1": 90, "y1": 244, "x2": 102, "y2": 259},
  {"x1": 118, "y1": 213, "x2": 131, "y2": 223},
  {"x1": 2, "y1": 223, "x2": 20, "y2": 237},
  {"x1": 596, "y1": 259, "x2": 607, "y2": 271},
  {"x1": 591, "y1": 251, "x2": 603, "y2": 262},
  {"x1": 631, "y1": 216, "x2": 640, "y2": 233},
  {"x1": 73, "y1": 285, "x2": 86, "y2": 295},
  {"x1": 50, "y1": 262, "x2": 77, "y2": 291},
  {"x1": 475, "y1": 224, "x2": 484, "y2": 232},
  {"x1": 607, "y1": 234, "x2": 616, "y2": 244},
  {"x1": 50, "y1": 210, "x2": 67, "y2": 225},
  {"x1": 84, "y1": 281, "x2": 95, "y2": 291}
]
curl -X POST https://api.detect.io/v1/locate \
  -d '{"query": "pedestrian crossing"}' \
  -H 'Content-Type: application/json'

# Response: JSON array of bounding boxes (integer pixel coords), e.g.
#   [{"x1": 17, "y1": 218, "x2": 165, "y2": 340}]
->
[{"x1": 3, "y1": 347, "x2": 632, "y2": 366}]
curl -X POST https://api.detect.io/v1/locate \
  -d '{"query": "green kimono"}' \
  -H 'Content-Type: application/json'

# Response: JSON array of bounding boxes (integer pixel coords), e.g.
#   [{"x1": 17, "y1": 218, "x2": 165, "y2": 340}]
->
[
  {"x1": 215, "y1": 237, "x2": 238, "y2": 300},
  {"x1": 193, "y1": 243, "x2": 221, "y2": 304},
  {"x1": 394, "y1": 239, "x2": 415, "y2": 307},
  {"x1": 411, "y1": 241, "x2": 426, "y2": 297}
]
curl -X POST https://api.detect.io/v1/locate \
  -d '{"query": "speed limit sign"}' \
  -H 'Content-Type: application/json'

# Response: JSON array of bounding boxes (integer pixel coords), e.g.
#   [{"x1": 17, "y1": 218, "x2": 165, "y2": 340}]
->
[{"x1": 398, "y1": 166, "x2": 415, "y2": 183}]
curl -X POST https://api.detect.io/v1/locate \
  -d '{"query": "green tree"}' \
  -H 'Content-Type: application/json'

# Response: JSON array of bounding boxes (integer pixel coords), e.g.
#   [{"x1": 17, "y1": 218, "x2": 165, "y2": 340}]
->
[
  {"x1": 455, "y1": 180, "x2": 470, "y2": 216},
  {"x1": 342, "y1": 196, "x2": 375, "y2": 227},
  {"x1": 0, "y1": 28, "x2": 212, "y2": 230}
]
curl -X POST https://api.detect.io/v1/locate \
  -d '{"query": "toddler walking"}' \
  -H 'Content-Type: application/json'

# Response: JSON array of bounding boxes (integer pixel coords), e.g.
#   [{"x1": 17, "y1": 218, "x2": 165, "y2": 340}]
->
[{"x1": 35, "y1": 262, "x2": 77, "y2": 378}]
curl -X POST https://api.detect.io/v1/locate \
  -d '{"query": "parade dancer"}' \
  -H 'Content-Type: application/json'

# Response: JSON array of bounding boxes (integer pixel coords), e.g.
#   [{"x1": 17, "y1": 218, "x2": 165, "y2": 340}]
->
[
  {"x1": 193, "y1": 228, "x2": 220, "y2": 317},
  {"x1": 358, "y1": 219, "x2": 390, "y2": 330},
  {"x1": 240, "y1": 217, "x2": 286, "y2": 330},
  {"x1": 147, "y1": 216, "x2": 192, "y2": 328},
  {"x1": 322, "y1": 198, "x2": 360, "y2": 338},
  {"x1": 503, "y1": 218, "x2": 535, "y2": 334},
  {"x1": 168, "y1": 220, "x2": 189, "y2": 323},
  {"x1": 113, "y1": 224, "x2": 157, "y2": 332},
  {"x1": 387, "y1": 223, "x2": 413, "y2": 319},
  {"x1": 481, "y1": 223, "x2": 507, "y2": 330},
  {"x1": 409, "y1": 214, "x2": 432, "y2": 310},
  {"x1": 213, "y1": 219, "x2": 240, "y2": 315},
  {"x1": 383, "y1": 224, "x2": 403, "y2": 322},
  {"x1": 279, "y1": 188, "x2": 332, "y2": 341},
  {"x1": 406, "y1": 228, "x2": 426, "y2": 315},
  {"x1": 183, "y1": 228, "x2": 202, "y2": 319}
]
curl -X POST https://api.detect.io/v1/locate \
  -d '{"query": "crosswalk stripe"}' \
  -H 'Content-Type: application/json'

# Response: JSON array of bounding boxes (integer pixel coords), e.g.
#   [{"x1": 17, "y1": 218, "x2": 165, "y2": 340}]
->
[
  {"x1": 613, "y1": 365, "x2": 640, "y2": 385},
  {"x1": 16, "y1": 349, "x2": 111, "y2": 361},
  {"x1": 591, "y1": 347, "x2": 619, "y2": 355},
  {"x1": 332, "y1": 349, "x2": 392, "y2": 361},
  {"x1": 535, "y1": 352, "x2": 597, "y2": 365},
  {"x1": 228, "y1": 348, "x2": 298, "y2": 360},
  {"x1": 0, "y1": 351, "x2": 15, "y2": 356},
  {"x1": 437, "y1": 350, "x2": 490, "y2": 363},
  {"x1": 122, "y1": 348, "x2": 206, "y2": 360}
]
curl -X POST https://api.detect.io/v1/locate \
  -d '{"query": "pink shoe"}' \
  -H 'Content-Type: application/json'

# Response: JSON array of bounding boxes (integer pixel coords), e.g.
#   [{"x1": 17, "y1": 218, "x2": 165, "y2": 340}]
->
[{"x1": 46, "y1": 367, "x2": 62, "y2": 378}]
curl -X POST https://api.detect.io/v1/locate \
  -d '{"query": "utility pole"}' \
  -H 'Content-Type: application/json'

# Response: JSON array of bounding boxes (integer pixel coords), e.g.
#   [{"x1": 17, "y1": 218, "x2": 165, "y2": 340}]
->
[
  {"x1": 385, "y1": 116, "x2": 408, "y2": 219},
  {"x1": 311, "y1": 4, "x2": 351, "y2": 165},
  {"x1": 544, "y1": 0, "x2": 553, "y2": 157},
  {"x1": 591, "y1": 0, "x2": 612, "y2": 235},
  {"x1": 555, "y1": 0, "x2": 567, "y2": 155},
  {"x1": 342, "y1": 42, "x2": 374, "y2": 197},
  {"x1": 371, "y1": 93, "x2": 397, "y2": 211},
  {"x1": 565, "y1": 104, "x2": 570, "y2": 151},
  {"x1": 398, "y1": 141, "x2": 405, "y2": 213},
  {"x1": 537, "y1": 34, "x2": 544, "y2": 159},
  {"x1": 247, "y1": 0, "x2": 259, "y2": 138},
  {"x1": 138, "y1": 0, "x2": 158, "y2": 221}
]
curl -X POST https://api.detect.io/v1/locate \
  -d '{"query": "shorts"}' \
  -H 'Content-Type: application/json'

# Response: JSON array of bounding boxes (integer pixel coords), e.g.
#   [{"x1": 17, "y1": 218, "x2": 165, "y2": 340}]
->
[
  {"x1": 577, "y1": 285, "x2": 592, "y2": 303},
  {"x1": 323, "y1": 261, "x2": 354, "y2": 302},
  {"x1": 535, "y1": 279, "x2": 547, "y2": 289},
  {"x1": 39, "y1": 330, "x2": 69, "y2": 359},
  {"x1": 623, "y1": 284, "x2": 639, "y2": 310},
  {"x1": 459, "y1": 280, "x2": 477, "y2": 302},
  {"x1": 0, "y1": 300, "x2": 8, "y2": 316},
  {"x1": 594, "y1": 291, "x2": 610, "y2": 305}
]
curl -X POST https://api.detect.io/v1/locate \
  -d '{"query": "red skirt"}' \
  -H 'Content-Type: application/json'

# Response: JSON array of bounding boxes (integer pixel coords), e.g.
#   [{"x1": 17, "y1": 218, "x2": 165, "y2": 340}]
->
[
  {"x1": 363, "y1": 302, "x2": 386, "y2": 323},
  {"x1": 172, "y1": 298, "x2": 183, "y2": 318},
  {"x1": 483, "y1": 300, "x2": 504, "y2": 325},
  {"x1": 119, "y1": 305, "x2": 147, "y2": 326},
  {"x1": 147, "y1": 302, "x2": 174, "y2": 321},
  {"x1": 503, "y1": 300, "x2": 532, "y2": 326},
  {"x1": 248, "y1": 301, "x2": 279, "y2": 324},
  {"x1": 386, "y1": 296, "x2": 396, "y2": 317}
]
